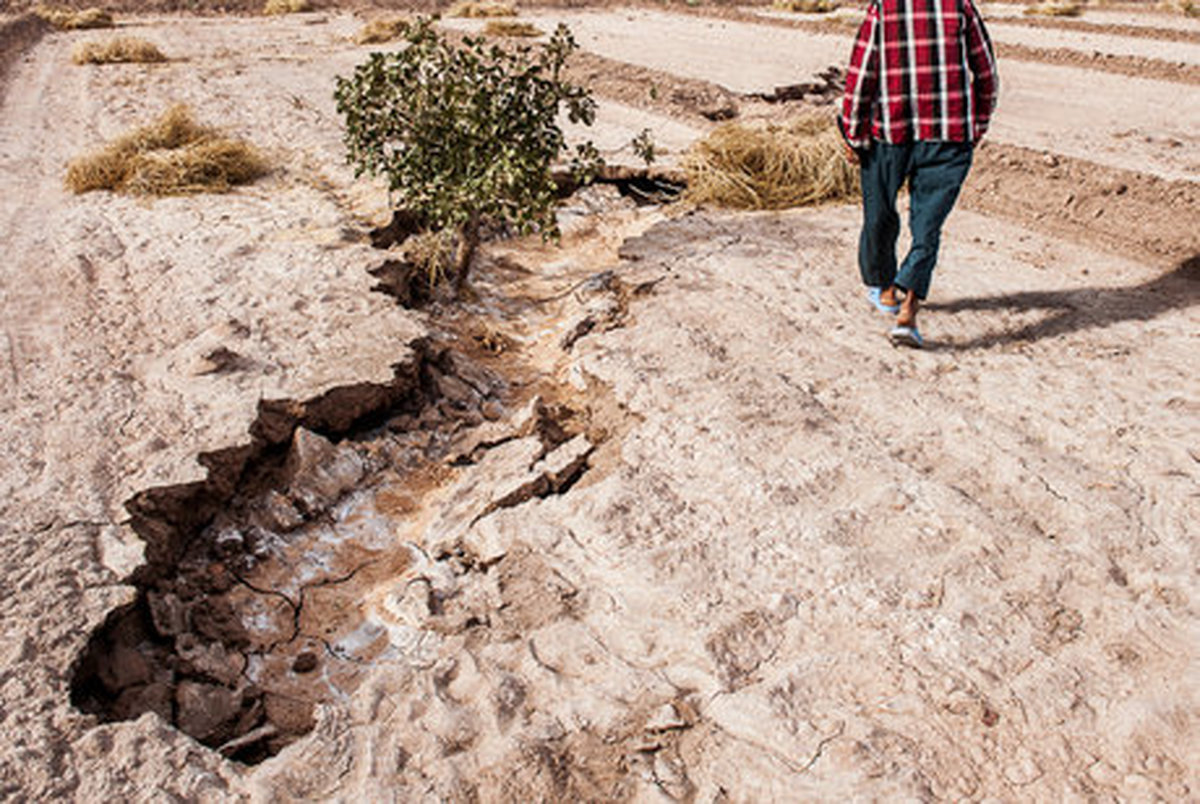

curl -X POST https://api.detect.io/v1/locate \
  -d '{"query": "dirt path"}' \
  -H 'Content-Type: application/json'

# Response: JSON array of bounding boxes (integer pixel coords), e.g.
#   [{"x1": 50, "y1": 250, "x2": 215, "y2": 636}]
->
[
  {"x1": 461, "y1": 8, "x2": 1200, "y2": 181},
  {"x1": 751, "y1": 2, "x2": 1200, "y2": 62},
  {"x1": 980, "y1": 2, "x2": 1200, "y2": 35},
  {"x1": 984, "y1": 17, "x2": 1200, "y2": 61}
]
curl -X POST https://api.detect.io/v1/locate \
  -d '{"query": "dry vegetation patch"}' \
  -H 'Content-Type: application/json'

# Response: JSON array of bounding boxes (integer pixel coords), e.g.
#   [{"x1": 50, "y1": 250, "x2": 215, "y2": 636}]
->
[
  {"x1": 1024, "y1": 1, "x2": 1084, "y2": 16},
  {"x1": 72, "y1": 37, "x2": 166, "y2": 64},
  {"x1": 35, "y1": 6, "x2": 113, "y2": 29},
  {"x1": 683, "y1": 115, "x2": 858, "y2": 210},
  {"x1": 65, "y1": 104, "x2": 268, "y2": 195},
  {"x1": 482, "y1": 19, "x2": 542, "y2": 37},
  {"x1": 263, "y1": 0, "x2": 311, "y2": 15},
  {"x1": 771, "y1": 0, "x2": 839, "y2": 13},
  {"x1": 447, "y1": 0, "x2": 517, "y2": 18},
  {"x1": 355, "y1": 16, "x2": 409, "y2": 44}
]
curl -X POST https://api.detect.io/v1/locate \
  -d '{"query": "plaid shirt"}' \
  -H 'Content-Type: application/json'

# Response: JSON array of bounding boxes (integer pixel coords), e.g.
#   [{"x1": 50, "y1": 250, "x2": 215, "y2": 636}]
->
[{"x1": 839, "y1": 0, "x2": 999, "y2": 149}]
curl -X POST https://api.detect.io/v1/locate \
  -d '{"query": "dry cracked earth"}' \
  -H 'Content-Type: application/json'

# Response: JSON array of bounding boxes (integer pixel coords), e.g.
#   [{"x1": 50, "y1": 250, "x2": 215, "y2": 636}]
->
[{"x1": 0, "y1": 1, "x2": 1197, "y2": 801}]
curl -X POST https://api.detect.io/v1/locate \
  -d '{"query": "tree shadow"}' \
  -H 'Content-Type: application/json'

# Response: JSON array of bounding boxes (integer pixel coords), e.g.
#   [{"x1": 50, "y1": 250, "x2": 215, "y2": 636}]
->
[{"x1": 927, "y1": 253, "x2": 1200, "y2": 351}]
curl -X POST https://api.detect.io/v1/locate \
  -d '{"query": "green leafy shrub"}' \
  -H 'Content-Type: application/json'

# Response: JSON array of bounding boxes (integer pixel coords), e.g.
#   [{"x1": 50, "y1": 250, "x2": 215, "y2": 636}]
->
[
  {"x1": 334, "y1": 17, "x2": 599, "y2": 292},
  {"x1": 631, "y1": 128, "x2": 657, "y2": 166}
]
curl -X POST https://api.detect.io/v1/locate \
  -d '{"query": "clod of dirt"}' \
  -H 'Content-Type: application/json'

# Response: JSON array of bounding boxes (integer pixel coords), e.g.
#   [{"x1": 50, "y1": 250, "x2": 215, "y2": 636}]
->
[
  {"x1": 369, "y1": 259, "x2": 434, "y2": 309},
  {"x1": 369, "y1": 208, "x2": 427, "y2": 250},
  {"x1": 754, "y1": 65, "x2": 845, "y2": 104}
]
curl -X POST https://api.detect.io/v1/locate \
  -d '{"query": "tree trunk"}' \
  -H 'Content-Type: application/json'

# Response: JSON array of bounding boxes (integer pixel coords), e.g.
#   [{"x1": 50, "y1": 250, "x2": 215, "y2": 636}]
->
[{"x1": 453, "y1": 212, "x2": 481, "y2": 297}]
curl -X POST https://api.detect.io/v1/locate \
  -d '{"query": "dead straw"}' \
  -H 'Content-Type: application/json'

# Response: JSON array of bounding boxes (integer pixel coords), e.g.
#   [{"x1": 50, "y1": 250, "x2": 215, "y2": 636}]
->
[
  {"x1": 262, "y1": 0, "x2": 312, "y2": 15},
  {"x1": 65, "y1": 104, "x2": 268, "y2": 195},
  {"x1": 482, "y1": 20, "x2": 542, "y2": 37},
  {"x1": 36, "y1": 6, "x2": 114, "y2": 29},
  {"x1": 771, "y1": 0, "x2": 839, "y2": 13},
  {"x1": 72, "y1": 37, "x2": 167, "y2": 64},
  {"x1": 1024, "y1": 1, "x2": 1084, "y2": 16},
  {"x1": 447, "y1": 1, "x2": 516, "y2": 18},
  {"x1": 355, "y1": 17, "x2": 409, "y2": 44},
  {"x1": 682, "y1": 115, "x2": 859, "y2": 210}
]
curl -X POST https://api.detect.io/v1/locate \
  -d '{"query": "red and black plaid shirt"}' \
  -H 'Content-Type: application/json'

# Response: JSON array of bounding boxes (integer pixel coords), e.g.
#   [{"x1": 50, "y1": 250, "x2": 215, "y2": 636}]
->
[{"x1": 839, "y1": 0, "x2": 999, "y2": 149}]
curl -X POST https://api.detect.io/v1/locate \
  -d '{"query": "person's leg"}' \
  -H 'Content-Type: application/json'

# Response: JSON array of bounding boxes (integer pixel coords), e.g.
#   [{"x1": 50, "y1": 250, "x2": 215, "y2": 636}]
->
[
  {"x1": 858, "y1": 142, "x2": 911, "y2": 293},
  {"x1": 894, "y1": 141, "x2": 974, "y2": 303}
]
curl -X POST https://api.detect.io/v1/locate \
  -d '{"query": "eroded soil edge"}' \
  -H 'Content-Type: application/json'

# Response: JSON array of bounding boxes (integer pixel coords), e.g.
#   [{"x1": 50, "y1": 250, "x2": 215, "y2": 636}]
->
[{"x1": 68, "y1": 247, "x2": 639, "y2": 763}]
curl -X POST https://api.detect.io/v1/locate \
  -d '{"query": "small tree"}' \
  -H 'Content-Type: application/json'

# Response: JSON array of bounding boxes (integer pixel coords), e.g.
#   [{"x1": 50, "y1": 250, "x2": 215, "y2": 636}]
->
[{"x1": 334, "y1": 18, "x2": 599, "y2": 293}]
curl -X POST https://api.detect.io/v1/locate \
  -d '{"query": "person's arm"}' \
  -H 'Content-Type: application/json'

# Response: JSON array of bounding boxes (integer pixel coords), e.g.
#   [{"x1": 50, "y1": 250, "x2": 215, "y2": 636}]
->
[
  {"x1": 839, "y1": 2, "x2": 881, "y2": 156},
  {"x1": 962, "y1": 0, "x2": 998, "y2": 141}
]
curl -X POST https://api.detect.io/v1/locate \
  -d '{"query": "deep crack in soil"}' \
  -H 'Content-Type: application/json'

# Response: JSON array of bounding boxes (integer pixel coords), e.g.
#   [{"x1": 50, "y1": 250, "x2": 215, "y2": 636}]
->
[{"x1": 68, "y1": 281, "x2": 622, "y2": 762}]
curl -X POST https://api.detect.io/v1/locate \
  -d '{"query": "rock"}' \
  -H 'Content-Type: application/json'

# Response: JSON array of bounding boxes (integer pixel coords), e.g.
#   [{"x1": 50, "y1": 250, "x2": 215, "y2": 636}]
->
[
  {"x1": 461, "y1": 516, "x2": 511, "y2": 565},
  {"x1": 446, "y1": 397, "x2": 541, "y2": 465},
  {"x1": 644, "y1": 701, "x2": 690, "y2": 733},
  {"x1": 699, "y1": 101, "x2": 738, "y2": 121},
  {"x1": 96, "y1": 644, "x2": 152, "y2": 693},
  {"x1": 285, "y1": 428, "x2": 366, "y2": 515},
  {"x1": 213, "y1": 526, "x2": 244, "y2": 558},
  {"x1": 177, "y1": 636, "x2": 245, "y2": 686},
  {"x1": 535, "y1": 434, "x2": 593, "y2": 491},
  {"x1": 175, "y1": 681, "x2": 242, "y2": 744},
  {"x1": 111, "y1": 681, "x2": 173, "y2": 723},
  {"x1": 292, "y1": 652, "x2": 319, "y2": 674},
  {"x1": 481, "y1": 400, "x2": 504, "y2": 421},
  {"x1": 251, "y1": 490, "x2": 305, "y2": 532},
  {"x1": 263, "y1": 692, "x2": 316, "y2": 737},
  {"x1": 435, "y1": 371, "x2": 480, "y2": 411},
  {"x1": 147, "y1": 591, "x2": 187, "y2": 637},
  {"x1": 445, "y1": 352, "x2": 500, "y2": 397}
]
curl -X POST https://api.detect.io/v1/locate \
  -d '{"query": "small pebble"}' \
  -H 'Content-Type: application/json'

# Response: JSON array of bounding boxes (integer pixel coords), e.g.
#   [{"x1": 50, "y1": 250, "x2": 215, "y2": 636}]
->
[
  {"x1": 293, "y1": 652, "x2": 319, "y2": 674},
  {"x1": 481, "y1": 400, "x2": 504, "y2": 421}
]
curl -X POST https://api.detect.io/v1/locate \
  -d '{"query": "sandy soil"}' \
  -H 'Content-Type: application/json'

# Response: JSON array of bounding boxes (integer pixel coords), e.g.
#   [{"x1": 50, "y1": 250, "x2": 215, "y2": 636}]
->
[
  {"x1": 980, "y1": 2, "x2": 1200, "y2": 33},
  {"x1": 0, "y1": 5, "x2": 1197, "y2": 802},
  {"x1": 755, "y1": 2, "x2": 1200, "y2": 60},
  {"x1": 474, "y1": 8, "x2": 1200, "y2": 180},
  {"x1": 984, "y1": 20, "x2": 1200, "y2": 64}
]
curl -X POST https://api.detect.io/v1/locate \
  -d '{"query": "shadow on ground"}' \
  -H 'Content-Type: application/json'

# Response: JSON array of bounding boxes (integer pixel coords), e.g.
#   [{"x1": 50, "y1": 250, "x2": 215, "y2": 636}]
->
[{"x1": 930, "y1": 253, "x2": 1200, "y2": 350}]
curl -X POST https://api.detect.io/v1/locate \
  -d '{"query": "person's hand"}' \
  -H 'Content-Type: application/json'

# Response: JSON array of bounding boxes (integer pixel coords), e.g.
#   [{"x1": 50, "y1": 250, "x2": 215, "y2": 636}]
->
[{"x1": 842, "y1": 140, "x2": 860, "y2": 165}]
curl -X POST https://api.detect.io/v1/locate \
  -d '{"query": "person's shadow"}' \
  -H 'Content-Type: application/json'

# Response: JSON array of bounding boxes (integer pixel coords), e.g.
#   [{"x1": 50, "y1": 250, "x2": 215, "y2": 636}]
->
[{"x1": 927, "y1": 253, "x2": 1200, "y2": 351}]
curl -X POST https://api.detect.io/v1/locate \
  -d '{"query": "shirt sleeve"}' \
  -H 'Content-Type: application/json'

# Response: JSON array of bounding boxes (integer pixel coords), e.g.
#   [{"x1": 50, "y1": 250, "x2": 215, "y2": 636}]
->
[
  {"x1": 839, "y1": 2, "x2": 881, "y2": 150},
  {"x1": 962, "y1": 0, "x2": 998, "y2": 140}
]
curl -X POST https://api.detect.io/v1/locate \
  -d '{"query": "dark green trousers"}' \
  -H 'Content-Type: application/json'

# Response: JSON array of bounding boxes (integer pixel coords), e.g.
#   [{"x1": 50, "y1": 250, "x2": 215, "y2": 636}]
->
[{"x1": 858, "y1": 140, "x2": 974, "y2": 300}]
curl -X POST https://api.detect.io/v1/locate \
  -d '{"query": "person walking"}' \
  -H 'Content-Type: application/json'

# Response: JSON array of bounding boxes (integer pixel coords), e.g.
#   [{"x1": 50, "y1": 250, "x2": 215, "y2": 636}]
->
[{"x1": 838, "y1": 0, "x2": 999, "y2": 348}]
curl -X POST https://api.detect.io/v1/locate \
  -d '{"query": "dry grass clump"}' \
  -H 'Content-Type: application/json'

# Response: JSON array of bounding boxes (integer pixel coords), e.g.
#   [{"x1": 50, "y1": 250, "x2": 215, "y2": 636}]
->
[
  {"x1": 355, "y1": 16, "x2": 409, "y2": 44},
  {"x1": 36, "y1": 6, "x2": 114, "y2": 29},
  {"x1": 1167, "y1": 0, "x2": 1199, "y2": 16},
  {"x1": 682, "y1": 116, "x2": 858, "y2": 210},
  {"x1": 447, "y1": 0, "x2": 516, "y2": 18},
  {"x1": 1024, "y1": 1, "x2": 1084, "y2": 16},
  {"x1": 772, "y1": 0, "x2": 838, "y2": 13},
  {"x1": 72, "y1": 37, "x2": 167, "y2": 65},
  {"x1": 263, "y1": 0, "x2": 312, "y2": 15},
  {"x1": 65, "y1": 104, "x2": 269, "y2": 196},
  {"x1": 482, "y1": 19, "x2": 542, "y2": 36}
]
